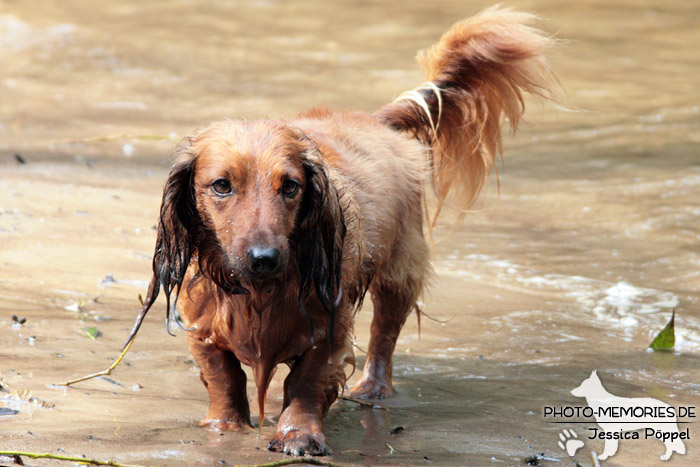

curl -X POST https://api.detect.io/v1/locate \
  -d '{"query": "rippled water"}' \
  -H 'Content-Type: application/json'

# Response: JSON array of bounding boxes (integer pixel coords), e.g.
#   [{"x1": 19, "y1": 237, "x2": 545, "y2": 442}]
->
[{"x1": 1, "y1": 1, "x2": 699, "y2": 465}]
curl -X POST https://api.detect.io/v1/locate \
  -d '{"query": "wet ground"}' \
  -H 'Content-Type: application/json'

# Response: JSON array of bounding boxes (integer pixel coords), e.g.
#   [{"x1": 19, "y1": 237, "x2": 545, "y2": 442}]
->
[{"x1": 1, "y1": 0, "x2": 699, "y2": 466}]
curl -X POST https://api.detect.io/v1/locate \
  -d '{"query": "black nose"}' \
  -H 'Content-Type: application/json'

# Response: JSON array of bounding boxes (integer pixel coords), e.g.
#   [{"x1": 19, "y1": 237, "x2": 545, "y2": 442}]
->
[{"x1": 246, "y1": 247, "x2": 281, "y2": 274}]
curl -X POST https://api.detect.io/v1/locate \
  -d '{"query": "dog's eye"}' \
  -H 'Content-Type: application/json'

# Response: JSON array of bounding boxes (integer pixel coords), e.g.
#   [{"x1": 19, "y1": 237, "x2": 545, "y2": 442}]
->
[
  {"x1": 211, "y1": 178, "x2": 233, "y2": 196},
  {"x1": 280, "y1": 179, "x2": 300, "y2": 198}
]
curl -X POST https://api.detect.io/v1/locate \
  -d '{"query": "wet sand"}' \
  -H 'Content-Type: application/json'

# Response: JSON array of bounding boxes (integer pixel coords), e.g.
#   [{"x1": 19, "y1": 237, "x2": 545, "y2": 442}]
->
[{"x1": 2, "y1": 1, "x2": 699, "y2": 466}]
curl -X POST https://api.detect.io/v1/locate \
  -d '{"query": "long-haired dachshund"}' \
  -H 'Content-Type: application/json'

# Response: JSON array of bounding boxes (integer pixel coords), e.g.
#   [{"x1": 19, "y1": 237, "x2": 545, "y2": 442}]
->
[{"x1": 126, "y1": 6, "x2": 557, "y2": 456}]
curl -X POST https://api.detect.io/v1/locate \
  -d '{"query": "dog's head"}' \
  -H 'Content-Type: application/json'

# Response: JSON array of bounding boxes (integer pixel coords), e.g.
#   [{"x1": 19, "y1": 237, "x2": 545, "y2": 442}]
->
[
  {"x1": 570, "y1": 370, "x2": 601, "y2": 397},
  {"x1": 146, "y1": 120, "x2": 345, "y2": 318}
]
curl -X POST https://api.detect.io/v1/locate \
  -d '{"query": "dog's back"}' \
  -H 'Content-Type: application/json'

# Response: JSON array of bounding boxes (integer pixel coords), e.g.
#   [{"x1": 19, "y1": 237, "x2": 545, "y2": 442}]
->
[{"x1": 293, "y1": 108, "x2": 428, "y2": 281}]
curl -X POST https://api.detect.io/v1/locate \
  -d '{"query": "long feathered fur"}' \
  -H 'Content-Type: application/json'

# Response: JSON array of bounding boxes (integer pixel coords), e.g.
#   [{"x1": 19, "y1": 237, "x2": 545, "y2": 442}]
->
[
  {"x1": 376, "y1": 6, "x2": 557, "y2": 225},
  {"x1": 121, "y1": 6, "x2": 559, "y2": 456}
]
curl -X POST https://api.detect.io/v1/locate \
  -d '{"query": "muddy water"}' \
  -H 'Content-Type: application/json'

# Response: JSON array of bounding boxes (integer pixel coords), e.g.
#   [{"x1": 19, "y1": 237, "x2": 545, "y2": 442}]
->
[{"x1": 1, "y1": 0, "x2": 699, "y2": 466}]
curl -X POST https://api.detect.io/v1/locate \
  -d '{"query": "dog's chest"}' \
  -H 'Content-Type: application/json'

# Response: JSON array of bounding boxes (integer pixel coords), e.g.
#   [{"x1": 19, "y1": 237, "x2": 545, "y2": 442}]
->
[{"x1": 220, "y1": 305, "x2": 324, "y2": 368}]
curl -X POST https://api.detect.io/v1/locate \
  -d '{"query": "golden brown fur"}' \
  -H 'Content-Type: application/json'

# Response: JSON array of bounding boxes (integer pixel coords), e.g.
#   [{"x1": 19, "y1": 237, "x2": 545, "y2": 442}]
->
[{"x1": 127, "y1": 6, "x2": 557, "y2": 456}]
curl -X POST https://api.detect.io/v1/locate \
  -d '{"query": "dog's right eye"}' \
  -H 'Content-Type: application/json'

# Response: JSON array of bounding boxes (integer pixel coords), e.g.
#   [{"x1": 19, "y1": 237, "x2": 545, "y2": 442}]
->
[{"x1": 211, "y1": 179, "x2": 233, "y2": 196}]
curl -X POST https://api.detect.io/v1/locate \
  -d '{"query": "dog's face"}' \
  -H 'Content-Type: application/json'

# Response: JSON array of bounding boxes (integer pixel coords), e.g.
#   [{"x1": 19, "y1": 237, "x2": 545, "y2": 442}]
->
[
  {"x1": 149, "y1": 119, "x2": 345, "y2": 308},
  {"x1": 191, "y1": 122, "x2": 308, "y2": 281}
]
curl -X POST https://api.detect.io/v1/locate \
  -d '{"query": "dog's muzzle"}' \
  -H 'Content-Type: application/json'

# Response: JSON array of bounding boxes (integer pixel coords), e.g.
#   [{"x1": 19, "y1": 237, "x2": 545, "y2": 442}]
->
[{"x1": 246, "y1": 246, "x2": 281, "y2": 275}]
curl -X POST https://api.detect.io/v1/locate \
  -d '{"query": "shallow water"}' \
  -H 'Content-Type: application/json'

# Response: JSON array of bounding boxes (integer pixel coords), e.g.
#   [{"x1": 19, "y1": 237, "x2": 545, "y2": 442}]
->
[{"x1": 1, "y1": 0, "x2": 699, "y2": 466}]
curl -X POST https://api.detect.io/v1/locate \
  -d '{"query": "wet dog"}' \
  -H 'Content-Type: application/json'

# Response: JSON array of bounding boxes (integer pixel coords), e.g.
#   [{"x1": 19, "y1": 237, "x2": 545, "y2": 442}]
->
[{"x1": 127, "y1": 6, "x2": 556, "y2": 456}]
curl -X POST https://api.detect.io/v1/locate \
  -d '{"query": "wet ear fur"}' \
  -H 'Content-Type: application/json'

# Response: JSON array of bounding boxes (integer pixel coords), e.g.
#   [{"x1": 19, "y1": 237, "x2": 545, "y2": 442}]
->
[
  {"x1": 123, "y1": 144, "x2": 199, "y2": 348},
  {"x1": 294, "y1": 143, "x2": 346, "y2": 346}
]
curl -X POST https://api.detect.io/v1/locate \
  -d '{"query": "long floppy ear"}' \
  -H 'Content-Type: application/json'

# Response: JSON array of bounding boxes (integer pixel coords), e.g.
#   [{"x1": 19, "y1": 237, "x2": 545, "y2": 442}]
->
[
  {"x1": 123, "y1": 145, "x2": 199, "y2": 348},
  {"x1": 294, "y1": 149, "x2": 346, "y2": 348}
]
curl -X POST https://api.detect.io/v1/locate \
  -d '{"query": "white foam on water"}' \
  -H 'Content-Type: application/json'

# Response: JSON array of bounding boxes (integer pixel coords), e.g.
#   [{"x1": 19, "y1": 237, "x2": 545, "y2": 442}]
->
[
  {"x1": 0, "y1": 15, "x2": 76, "y2": 52},
  {"x1": 436, "y1": 254, "x2": 698, "y2": 350}
]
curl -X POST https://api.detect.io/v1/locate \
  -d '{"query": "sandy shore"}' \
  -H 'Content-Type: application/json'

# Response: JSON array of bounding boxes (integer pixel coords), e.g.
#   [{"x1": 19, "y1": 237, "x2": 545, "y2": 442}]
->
[{"x1": 2, "y1": 158, "x2": 698, "y2": 466}]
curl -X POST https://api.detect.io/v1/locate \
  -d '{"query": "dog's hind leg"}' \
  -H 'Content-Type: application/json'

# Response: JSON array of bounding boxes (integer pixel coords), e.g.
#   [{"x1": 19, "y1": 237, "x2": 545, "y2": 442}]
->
[
  {"x1": 188, "y1": 335, "x2": 253, "y2": 430},
  {"x1": 349, "y1": 285, "x2": 416, "y2": 399},
  {"x1": 350, "y1": 220, "x2": 429, "y2": 400}
]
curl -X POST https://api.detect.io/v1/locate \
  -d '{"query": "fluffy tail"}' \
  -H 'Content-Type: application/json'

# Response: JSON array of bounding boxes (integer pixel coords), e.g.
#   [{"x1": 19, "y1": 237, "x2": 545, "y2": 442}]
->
[{"x1": 376, "y1": 6, "x2": 557, "y2": 225}]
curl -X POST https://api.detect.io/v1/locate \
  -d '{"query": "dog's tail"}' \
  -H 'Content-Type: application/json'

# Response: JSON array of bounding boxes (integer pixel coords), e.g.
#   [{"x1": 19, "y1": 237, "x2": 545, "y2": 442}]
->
[{"x1": 376, "y1": 6, "x2": 557, "y2": 225}]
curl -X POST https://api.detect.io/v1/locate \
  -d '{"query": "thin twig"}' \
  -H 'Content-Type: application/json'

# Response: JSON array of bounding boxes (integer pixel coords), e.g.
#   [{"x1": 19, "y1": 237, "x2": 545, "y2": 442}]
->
[
  {"x1": 234, "y1": 456, "x2": 348, "y2": 467},
  {"x1": 417, "y1": 308, "x2": 454, "y2": 324},
  {"x1": 591, "y1": 451, "x2": 601, "y2": 467},
  {"x1": 0, "y1": 451, "x2": 145, "y2": 467},
  {"x1": 56, "y1": 332, "x2": 135, "y2": 386},
  {"x1": 340, "y1": 396, "x2": 388, "y2": 410},
  {"x1": 56, "y1": 295, "x2": 144, "y2": 386}
]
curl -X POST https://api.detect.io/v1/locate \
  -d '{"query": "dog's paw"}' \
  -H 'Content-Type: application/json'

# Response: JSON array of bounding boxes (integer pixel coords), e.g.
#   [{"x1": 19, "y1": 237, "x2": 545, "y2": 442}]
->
[
  {"x1": 557, "y1": 429, "x2": 584, "y2": 456},
  {"x1": 199, "y1": 418, "x2": 253, "y2": 431},
  {"x1": 268, "y1": 429, "x2": 331, "y2": 456},
  {"x1": 349, "y1": 378, "x2": 395, "y2": 400}
]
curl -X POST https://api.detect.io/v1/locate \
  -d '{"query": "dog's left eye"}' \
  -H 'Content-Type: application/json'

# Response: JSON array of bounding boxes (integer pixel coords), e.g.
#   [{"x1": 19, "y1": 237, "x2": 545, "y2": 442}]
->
[
  {"x1": 280, "y1": 179, "x2": 300, "y2": 197},
  {"x1": 211, "y1": 178, "x2": 233, "y2": 196}
]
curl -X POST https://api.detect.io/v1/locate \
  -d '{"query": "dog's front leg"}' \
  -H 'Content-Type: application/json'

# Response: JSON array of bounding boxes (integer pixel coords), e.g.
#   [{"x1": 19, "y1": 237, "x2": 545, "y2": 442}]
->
[
  {"x1": 267, "y1": 343, "x2": 342, "y2": 456},
  {"x1": 188, "y1": 335, "x2": 253, "y2": 430}
]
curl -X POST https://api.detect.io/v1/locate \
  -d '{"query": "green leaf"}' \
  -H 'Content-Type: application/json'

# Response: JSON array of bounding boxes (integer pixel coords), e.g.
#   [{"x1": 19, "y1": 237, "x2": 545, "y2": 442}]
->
[
  {"x1": 649, "y1": 310, "x2": 675, "y2": 351},
  {"x1": 85, "y1": 327, "x2": 101, "y2": 339}
]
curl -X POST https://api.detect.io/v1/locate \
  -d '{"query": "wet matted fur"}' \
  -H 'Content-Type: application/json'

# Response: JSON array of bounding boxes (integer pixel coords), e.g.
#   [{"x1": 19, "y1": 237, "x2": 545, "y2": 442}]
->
[{"x1": 127, "y1": 6, "x2": 557, "y2": 456}]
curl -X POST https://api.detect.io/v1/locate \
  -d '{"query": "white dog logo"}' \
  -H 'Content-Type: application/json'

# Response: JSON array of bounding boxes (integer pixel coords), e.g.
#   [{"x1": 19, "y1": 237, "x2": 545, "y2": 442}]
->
[{"x1": 571, "y1": 370, "x2": 686, "y2": 461}]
